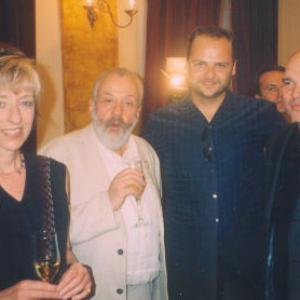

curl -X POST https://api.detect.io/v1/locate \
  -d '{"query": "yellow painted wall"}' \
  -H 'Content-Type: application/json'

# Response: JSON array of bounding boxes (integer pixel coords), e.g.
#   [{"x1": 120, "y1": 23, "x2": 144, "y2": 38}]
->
[
  {"x1": 36, "y1": 0, "x2": 64, "y2": 148},
  {"x1": 36, "y1": 0, "x2": 146, "y2": 148},
  {"x1": 61, "y1": 0, "x2": 118, "y2": 132}
]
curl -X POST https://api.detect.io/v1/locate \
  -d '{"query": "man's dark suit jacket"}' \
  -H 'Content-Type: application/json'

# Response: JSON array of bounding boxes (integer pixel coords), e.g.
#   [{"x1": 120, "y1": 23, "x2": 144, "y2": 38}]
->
[
  {"x1": 266, "y1": 123, "x2": 300, "y2": 300},
  {"x1": 143, "y1": 91, "x2": 285, "y2": 300}
]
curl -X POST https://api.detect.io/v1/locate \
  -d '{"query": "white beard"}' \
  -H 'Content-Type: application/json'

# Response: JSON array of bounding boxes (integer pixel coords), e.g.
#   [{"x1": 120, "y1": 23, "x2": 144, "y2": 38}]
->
[{"x1": 92, "y1": 111, "x2": 138, "y2": 151}]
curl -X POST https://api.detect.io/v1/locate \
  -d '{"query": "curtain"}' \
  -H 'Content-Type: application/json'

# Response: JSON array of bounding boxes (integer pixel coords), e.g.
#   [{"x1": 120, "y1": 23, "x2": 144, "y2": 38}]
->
[
  {"x1": 0, "y1": 0, "x2": 36, "y2": 152},
  {"x1": 231, "y1": 0, "x2": 278, "y2": 96},
  {"x1": 143, "y1": 0, "x2": 222, "y2": 118},
  {"x1": 0, "y1": 0, "x2": 35, "y2": 57}
]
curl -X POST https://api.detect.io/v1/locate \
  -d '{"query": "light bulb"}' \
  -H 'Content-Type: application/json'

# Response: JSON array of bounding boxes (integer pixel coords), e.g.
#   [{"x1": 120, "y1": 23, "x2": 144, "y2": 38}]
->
[
  {"x1": 128, "y1": 0, "x2": 136, "y2": 9},
  {"x1": 85, "y1": 0, "x2": 94, "y2": 7}
]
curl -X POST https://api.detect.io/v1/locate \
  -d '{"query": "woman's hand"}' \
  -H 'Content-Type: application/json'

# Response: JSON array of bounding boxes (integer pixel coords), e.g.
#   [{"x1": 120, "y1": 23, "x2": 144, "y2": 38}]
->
[
  {"x1": 0, "y1": 280, "x2": 60, "y2": 300},
  {"x1": 57, "y1": 263, "x2": 92, "y2": 300}
]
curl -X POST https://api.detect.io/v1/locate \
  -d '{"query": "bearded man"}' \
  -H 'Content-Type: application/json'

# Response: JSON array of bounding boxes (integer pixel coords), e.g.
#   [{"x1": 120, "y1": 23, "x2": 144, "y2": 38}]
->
[{"x1": 41, "y1": 68, "x2": 167, "y2": 300}]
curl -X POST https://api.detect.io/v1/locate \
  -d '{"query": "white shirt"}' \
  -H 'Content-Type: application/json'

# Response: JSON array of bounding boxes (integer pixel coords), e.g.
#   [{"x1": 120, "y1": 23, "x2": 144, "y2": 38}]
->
[{"x1": 96, "y1": 136, "x2": 161, "y2": 285}]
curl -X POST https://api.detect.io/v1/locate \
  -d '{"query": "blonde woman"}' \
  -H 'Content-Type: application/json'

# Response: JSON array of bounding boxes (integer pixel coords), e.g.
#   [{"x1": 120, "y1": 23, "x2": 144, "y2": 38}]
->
[{"x1": 0, "y1": 55, "x2": 92, "y2": 299}]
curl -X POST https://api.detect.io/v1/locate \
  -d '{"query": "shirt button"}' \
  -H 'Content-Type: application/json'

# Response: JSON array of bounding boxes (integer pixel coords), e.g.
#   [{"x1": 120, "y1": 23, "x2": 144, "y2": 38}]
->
[
  {"x1": 116, "y1": 288, "x2": 124, "y2": 294},
  {"x1": 215, "y1": 218, "x2": 219, "y2": 223},
  {"x1": 212, "y1": 193, "x2": 218, "y2": 199},
  {"x1": 117, "y1": 249, "x2": 124, "y2": 255}
]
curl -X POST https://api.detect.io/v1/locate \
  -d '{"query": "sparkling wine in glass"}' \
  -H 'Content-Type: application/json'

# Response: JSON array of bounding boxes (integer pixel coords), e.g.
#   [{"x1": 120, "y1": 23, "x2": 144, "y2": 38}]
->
[
  {"x1": 33, "y1": 230, "x2": 61, "y2": 282},
  {"x1": 126, "y1": 159, "x2": 148, "y2": 227}
]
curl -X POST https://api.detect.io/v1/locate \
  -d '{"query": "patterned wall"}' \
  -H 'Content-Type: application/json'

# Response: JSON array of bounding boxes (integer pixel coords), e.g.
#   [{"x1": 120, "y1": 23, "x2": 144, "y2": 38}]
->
[{"x1": 60, "y1": 0, "x2": 118, "y2": 132}]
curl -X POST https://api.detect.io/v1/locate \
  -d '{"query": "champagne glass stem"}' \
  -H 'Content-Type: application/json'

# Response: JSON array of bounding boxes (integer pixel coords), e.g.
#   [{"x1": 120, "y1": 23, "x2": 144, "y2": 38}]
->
[{"x1": 126, "y1": 159, "x2": 148, "y2": 227}]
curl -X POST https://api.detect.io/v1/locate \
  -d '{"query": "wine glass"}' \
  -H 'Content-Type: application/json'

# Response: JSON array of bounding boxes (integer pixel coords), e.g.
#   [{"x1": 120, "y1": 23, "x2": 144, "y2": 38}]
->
[
  {"x1": 126, "y1": 159, "x2": 148, "y2": 227},
  {"x1": 32, "y1": 230, "x2": 61, "y2": 283}
]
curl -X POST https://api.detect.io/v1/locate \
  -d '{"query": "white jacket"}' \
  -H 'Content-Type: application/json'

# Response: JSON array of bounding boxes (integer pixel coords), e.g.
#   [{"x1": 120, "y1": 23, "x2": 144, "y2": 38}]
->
[{"x1": 40, "y1": 124, "x2": 168, "y2": 300}]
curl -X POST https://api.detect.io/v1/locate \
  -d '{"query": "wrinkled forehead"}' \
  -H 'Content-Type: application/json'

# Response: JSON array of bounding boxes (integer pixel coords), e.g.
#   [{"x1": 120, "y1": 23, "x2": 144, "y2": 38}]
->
[
  {"x1": 98, "y1": 74, "x2": 141, "y2": 103},
  {"x1": 285, "y1": 58, "x2": 300, "y2": 83},
  {"x1": 101, "y1": 73, "x2": 137, "y2": 89}
]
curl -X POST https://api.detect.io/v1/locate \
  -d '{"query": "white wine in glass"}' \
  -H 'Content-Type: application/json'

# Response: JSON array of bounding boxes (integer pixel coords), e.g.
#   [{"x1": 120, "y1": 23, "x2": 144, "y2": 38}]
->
[{"x1": 33, "y1": 231, "x2": 61, "y2": 282}]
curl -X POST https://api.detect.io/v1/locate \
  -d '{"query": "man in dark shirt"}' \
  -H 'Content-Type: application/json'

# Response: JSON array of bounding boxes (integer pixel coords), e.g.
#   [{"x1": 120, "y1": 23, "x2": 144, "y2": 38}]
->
[
  {"x1": 266, "y1": 50, "x2": 300, "y2": 300},
  {"x1": 143, "y1": 26, "x2": 285, "y2": 300}
]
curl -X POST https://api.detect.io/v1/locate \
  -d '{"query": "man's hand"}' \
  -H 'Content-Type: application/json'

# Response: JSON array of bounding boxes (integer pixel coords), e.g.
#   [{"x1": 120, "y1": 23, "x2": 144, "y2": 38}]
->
[{"x1": 108, "y1": 168, "x2": 146, "y2": 211}]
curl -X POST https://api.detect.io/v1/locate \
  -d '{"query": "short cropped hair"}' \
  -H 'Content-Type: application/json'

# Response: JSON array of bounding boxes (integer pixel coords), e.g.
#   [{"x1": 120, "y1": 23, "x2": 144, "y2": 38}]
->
[
  {"x1": 187, "y1": 26, "x2": 235, "y2": 60},
  {"x1": 92, "y1": 67, "x2": 144, "y2": 106},
  {"x1": 255, "y1": 65, "x2": 285, "y2": 95},
  {"x1": 0, "y1": 55, "x2": 41, "y2": 102}
]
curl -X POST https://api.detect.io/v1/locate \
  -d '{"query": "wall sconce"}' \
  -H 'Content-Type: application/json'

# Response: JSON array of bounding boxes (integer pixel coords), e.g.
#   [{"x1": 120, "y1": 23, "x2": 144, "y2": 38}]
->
[
  {"x1": 161, "y1": 57, "x2": 187, "y2": 100},
  {"x1": 83, "y1": 0, "x2": 138, "y2": 29}
]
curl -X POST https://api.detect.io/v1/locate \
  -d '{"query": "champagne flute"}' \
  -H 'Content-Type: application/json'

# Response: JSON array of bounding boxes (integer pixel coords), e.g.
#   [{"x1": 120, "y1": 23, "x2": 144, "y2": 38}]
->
[
  {"x1": 33, "y1": 230, "x2": 61, "y2": 283},
  {"x1": 126, "y1": 159, "x2": 147, "y2": 227}
]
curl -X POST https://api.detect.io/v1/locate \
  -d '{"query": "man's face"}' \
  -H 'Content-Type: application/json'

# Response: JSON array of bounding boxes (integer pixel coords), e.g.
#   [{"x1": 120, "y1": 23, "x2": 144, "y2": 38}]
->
[
  {"x1": 187, "y1": 35, "x2": 236, "y2": 102},
  {"x1": 282, "y1": 52, "x2": 300, "y2": 122},
  {"x1": 90, "y1": 74, "x2": 141, "y2": 150},
  {"x1": 258, "y1": 70, "x2": 285, "y2": 112}
]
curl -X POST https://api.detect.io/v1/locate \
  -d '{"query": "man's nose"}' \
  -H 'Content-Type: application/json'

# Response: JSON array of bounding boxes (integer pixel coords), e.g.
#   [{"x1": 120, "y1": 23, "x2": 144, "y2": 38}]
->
[
  {"x1": 291, "y1": 83, "x2": 300, "y2": 101},
  {"x1": 275, "y1": 87, "x2": 283, "y2": 103},
  {"x1": 205, "y1": 66, "x2": 216, "y2": 79},
  {"x1": 112, "y1": 102, "x2": 124, "y2": 117}
]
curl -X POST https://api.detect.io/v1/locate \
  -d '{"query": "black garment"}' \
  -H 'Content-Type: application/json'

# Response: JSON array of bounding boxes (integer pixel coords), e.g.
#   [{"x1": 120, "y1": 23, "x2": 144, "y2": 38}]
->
[
  {"x1": 266, "y1": 123, "x2": 300, "y2": 300},
  {"x1": 0, "y1": 154, "x2": 69, "y2": 290},
  {"x1": 143, "y1": 91, "x2": 285, "y2": 300}
]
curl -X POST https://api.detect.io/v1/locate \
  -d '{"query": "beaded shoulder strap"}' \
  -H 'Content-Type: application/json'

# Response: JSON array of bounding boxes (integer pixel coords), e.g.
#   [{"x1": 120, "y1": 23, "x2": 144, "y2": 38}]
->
[{"x1": 37, "y1": 157, "x2": 56, "y2": 235}]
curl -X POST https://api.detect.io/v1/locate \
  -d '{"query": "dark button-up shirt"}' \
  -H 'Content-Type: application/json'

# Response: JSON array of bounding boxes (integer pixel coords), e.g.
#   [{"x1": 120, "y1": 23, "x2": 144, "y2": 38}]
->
[
  {"x1": 143, "y1": 91, "x2": 285, "y2": 300},
  {"x1": 266, "y1": 124, "x2": 300, "y2": 300}
]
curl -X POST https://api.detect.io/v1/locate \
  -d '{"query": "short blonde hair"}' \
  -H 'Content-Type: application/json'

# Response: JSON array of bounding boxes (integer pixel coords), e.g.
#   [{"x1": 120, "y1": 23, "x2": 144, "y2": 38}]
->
[{"x1": 0, "y1": 55, "x2": 41, "y2": 102}]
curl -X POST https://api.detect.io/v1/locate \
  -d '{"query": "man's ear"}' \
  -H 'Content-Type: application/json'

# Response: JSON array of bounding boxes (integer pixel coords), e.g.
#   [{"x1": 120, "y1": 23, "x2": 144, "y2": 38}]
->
[
  {"x1": 232, "y1": 60, "x2": 237, "y2": 76},
  {"x1": 136, "y1": 106, "x2": 141, "y2": 119},
  {"x1": 255, "y1": 94, "x2": 261, "y2": 99}
]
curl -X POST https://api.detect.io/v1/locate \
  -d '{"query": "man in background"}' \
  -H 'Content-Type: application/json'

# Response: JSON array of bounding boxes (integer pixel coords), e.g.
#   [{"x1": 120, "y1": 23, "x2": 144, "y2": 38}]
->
[
  {"x1": 41, "y1": 68, "x2": 167, "y2": 300},
  {"x1": 255, "y1": 65, "x2": 286, "y2": 114},
  {"x1": 266, "y1": 50, "x2": 300, "y2": 300},
  {"x1": 143, "y1": 26, "x2": 285, "y2": 300}
]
